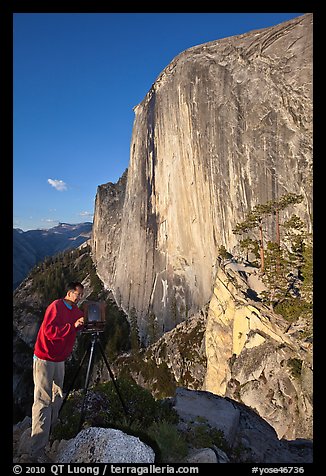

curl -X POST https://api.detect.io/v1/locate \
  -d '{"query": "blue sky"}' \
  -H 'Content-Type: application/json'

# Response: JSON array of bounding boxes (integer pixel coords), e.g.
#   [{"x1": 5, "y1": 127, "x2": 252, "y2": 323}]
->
[{"x1": 13, "y1": 12, "x2": 304, "y2": 231}]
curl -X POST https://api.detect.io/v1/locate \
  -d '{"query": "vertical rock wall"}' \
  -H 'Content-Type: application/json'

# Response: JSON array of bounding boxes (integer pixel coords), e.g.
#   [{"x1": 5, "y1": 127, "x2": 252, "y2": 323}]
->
[
  {"x1": 203, "y1": 263, "x2": 313, "y2": 440},
  {"x1": 91, "y1": 14, "x2": 312, "y2": 336}
]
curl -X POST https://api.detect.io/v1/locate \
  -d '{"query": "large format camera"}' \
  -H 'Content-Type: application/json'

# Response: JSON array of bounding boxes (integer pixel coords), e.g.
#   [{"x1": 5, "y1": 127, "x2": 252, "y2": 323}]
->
[{"x1": 82, "y1": 300, "x2": 106, "y2": 333}]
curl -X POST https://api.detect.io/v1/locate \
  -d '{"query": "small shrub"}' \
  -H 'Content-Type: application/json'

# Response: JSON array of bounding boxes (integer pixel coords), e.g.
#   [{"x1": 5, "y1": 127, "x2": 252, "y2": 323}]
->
[
  {"x1": 94, "y1": 377, "x2": 158, "y2": 428},
  {"x1": 93, "y1": 377, "x2": 179, "y2": 428},
  {"x1": 184, "y1": 420, "x2": 229, "y2": 453},
  {"x1": 218, "y1": 245, "x2": 233, "y2": 260},
  {"x1": 51, "y1": 378, "x2": 180, "y2": 463},
  {"x1": 287, "y1": 358, "x2": 303, "y2": 378},
  {"x1": 147, "y1": 420, "x2": 188, "y2": 463},
  {"x1": 153, "y1": 362, "x2": 177, "y2": 398},
  {"x1": 274, "y1": 297, "x2": 312, "y2": 322}
]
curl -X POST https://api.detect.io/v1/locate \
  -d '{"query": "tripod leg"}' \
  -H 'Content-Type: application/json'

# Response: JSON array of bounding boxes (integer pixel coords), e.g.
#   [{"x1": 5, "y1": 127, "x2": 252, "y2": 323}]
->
[
  {"x1": 78, "y1": 336, "x2": 97, "y2": 431},
  {"x1": 97, "y1": 338, "x2": 128, "y2": 416},
  {"x1": 59, "y1": 345, "x2": 89, "y2": 415}
]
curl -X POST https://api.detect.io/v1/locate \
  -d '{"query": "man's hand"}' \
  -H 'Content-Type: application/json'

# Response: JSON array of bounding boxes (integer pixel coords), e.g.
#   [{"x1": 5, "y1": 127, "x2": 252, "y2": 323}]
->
[{"x1": 75, "y1": 317, "x2": 84, "y2": 328}]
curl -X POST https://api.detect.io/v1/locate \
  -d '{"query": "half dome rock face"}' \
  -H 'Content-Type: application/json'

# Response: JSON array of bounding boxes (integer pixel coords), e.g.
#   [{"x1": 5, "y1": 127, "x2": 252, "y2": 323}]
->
[{"x1": 91, "y1": 14, "x2": 312, "y2": 336}]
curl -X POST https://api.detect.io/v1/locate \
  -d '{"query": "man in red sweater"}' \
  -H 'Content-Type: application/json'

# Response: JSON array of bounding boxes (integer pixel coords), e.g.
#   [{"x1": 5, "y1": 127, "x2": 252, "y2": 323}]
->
[{"x1": 30, "y1": 281, "x2": 85, "y2": 462}]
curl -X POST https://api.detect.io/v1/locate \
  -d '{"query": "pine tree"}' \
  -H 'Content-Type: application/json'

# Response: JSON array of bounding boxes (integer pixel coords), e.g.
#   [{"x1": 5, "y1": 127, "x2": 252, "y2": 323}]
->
[
  {"x1": 238, "y1": 237, "x2": 260, "y2": 263},
  {"x1": 282, "y1": 215, "x2": 306, "y2": 275},
  {"x1": 272, "y1": 193, "x2": 303, "y2": 244},
  {"x1": 233, "y1": 207, "x2": 267, "y2": 271},
  {"x1": 233, "y1": 193, "x2": 304, "y2": 273},
  {"x1": 266, "y1": 193, "x2": 303, "y2": 271},
  {"x1": 261, "y1": 241, "x2": 291, "y2": 308}
]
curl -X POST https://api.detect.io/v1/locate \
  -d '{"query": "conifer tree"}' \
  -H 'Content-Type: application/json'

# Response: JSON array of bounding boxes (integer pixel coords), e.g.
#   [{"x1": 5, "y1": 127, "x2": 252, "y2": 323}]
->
[
  {"x1": 261, "y1": 241, "x2": 291, "y2": 308},
  {"x1": 238, "y1": 237, "x2": 260, "y2": 263},
  {"x1": 265, "y1": 193, "x2": 303, "y2": 271},
  {"x1": 272, "y1": 193, "x2": 303, "y2": 245},
  {"x1": 233, "y1": 193, "x2": 304, "y2": 273},
  {"x1": 233, "y1": 207, "x2": 267, "y2": 271},
  {"x1": 282, "y1": 215, "x2": 306, "y2": 274}
]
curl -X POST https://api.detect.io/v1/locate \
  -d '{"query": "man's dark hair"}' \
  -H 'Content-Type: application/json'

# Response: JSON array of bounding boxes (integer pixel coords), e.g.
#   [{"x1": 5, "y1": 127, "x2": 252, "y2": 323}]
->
[{"x1": 66, "y1": 281, "x2": 84, "y2": 293}]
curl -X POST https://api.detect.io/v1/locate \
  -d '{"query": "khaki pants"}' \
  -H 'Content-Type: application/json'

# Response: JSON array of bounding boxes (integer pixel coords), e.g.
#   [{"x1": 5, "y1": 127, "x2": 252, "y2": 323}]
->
[{"x1": 31, "y1": 357, "x2": 65, "y2": 456}]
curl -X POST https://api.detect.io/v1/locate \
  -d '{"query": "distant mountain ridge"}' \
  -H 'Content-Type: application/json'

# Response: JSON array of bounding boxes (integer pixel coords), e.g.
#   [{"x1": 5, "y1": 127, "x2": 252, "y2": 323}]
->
[{"x1": 13, "y1": 222, "x2": 92, "y2": 289}]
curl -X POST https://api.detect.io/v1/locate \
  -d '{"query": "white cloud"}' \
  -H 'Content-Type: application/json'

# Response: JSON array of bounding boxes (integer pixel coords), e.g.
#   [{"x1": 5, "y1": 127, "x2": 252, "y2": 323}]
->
[
  {"x1": 47, "y1": 178, "x2": 67, "y2": 191},
  {"x1": 42, "y1": 218, "x2": 58, "y2": 224},
  {"x1": 79, "y1": 211, "x2": 93, "y2": 218}
]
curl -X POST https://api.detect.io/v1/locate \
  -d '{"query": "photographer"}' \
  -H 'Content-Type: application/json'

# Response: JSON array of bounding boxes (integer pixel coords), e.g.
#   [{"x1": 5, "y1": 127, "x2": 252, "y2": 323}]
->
[{"x1": 29, "y1": 281, "x2": 85, "y2": 462}]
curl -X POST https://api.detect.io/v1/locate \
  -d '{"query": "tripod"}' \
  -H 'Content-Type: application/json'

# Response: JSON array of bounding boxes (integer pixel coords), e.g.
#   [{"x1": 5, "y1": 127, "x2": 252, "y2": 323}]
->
[{"x1": 59, "y1": 331, "x2": 128, "y2": 432}]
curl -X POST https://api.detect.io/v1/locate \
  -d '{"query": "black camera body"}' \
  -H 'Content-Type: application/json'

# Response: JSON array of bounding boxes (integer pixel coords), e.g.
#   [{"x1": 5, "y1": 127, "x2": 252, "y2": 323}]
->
[{"x1": 82, "y1": 300, "x2": 106, "y2": 333}]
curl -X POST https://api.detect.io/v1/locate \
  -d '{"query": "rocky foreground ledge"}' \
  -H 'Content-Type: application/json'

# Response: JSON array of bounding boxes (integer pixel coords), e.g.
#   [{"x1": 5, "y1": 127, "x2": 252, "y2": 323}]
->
[{"x1": 13, "y1": 388, "x2": 313, "y2": 464}]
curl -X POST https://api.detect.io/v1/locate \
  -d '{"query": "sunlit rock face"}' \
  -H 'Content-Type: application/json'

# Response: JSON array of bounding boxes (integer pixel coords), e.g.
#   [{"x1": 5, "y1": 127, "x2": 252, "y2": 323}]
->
[
  {"x1": 203, "y1": 263, "x2": 313, "y2": 440},
  {"x1": 91, "y1": 14, "x2": 312, "y2": 336}
]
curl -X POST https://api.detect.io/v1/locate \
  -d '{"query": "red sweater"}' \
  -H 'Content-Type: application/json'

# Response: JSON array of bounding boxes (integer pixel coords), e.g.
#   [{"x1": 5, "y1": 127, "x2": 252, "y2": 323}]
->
[{"x1": 34, "y1": 299, "x2": 84, "y2": 362}]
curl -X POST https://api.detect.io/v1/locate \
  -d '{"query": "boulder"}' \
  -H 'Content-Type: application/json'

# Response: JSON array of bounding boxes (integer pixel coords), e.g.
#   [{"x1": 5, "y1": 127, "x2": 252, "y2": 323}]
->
[
  {"x1": 173, "y1": 387, "x2": 240, "y2": 446},
  {"x1": 56, "y1": 427, "x2": 155, "y2": 463}
]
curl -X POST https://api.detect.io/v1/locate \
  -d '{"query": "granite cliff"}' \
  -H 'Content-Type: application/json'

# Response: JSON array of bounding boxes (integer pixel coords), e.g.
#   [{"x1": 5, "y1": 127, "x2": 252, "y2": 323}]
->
[
  {"x1": 112, "y1": 259, "x2": 312, "y2": 441},
  {"x1": 203, "y1": 260, "x2": 312, "y2": 440},
  {"x1": 91, "y1": 14, "x2": 312, "y2": 336},
  {"x1": 12, "y1": 14, "x2": 313, "y2": 461}
]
